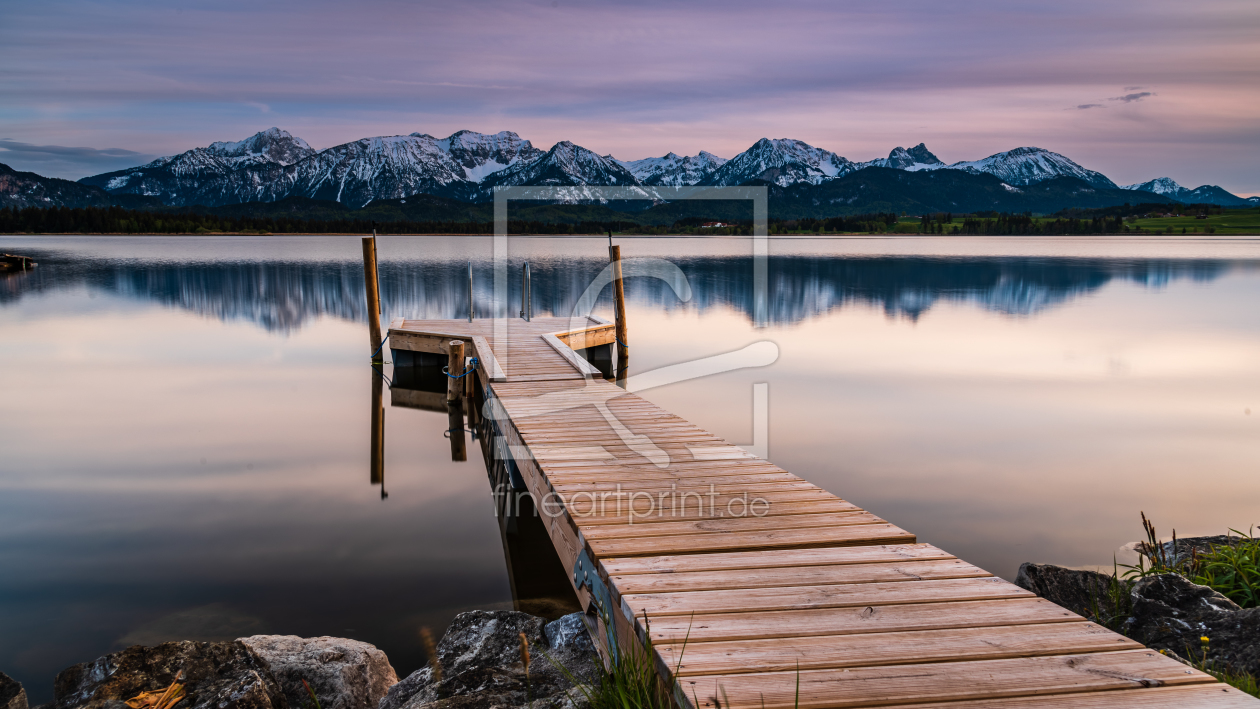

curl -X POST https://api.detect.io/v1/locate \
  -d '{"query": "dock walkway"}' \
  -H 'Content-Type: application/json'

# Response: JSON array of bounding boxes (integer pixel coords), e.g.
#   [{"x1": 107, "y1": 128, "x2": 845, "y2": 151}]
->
[{"x1": 388, "y1": 316, "x2": 1253, "y2": 709}]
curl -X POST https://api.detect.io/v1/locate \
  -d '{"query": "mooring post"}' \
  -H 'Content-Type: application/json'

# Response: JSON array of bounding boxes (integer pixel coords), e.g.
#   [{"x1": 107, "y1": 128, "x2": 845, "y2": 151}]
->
[
  {"x1": 609, "y1": 243, "x2": 628, "y2": 380},
  {"x1": 447, "y1": 399, "x2": 467, "y2": 462},
  {"x1": 521, "y1": 262, "x2": 532, "y2": 321},
  {"x1": 447, "y1": 339, "x2": 465, "y2": 402},
  {"x1": 370, "y1": 369, "x2": 386, "y2": 498},
  {"x1": 362, "y1": 235, "x2": 383, "y2": 361},
  {"x1": 467, "y1": 261, "x2": 474, "y2": 322}
]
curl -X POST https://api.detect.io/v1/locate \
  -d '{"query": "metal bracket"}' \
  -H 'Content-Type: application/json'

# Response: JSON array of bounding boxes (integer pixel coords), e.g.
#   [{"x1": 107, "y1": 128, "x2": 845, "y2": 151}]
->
[{"x1": 573, "y1": 549, "x2": 620, "y2": 663}]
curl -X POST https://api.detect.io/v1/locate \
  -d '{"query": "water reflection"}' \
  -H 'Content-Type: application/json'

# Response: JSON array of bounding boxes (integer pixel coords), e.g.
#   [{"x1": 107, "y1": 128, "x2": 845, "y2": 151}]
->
[{"x1": 0, "y1": 243, "x2": 1243, "y2": 329}]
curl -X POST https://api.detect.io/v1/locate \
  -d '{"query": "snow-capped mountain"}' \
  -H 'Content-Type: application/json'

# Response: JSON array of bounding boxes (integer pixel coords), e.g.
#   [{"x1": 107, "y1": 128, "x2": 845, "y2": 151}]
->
[
  {"x1": 702, "y1": 138, "x2": 855, "y2": 187},
  {"x1": 206, "y1": 127, "x2": 316, "y2": 167},
  {"x1": 857, "y1": 143, "x2": 945, "y2": 171},
  {"x1": 433, "y1": 130, "x2": 543, "y2": 182},
  {"x1": 1121, "y1": 177, "x2": 1251, "y2": 207},
  {"x1": 80, "y1": 128, "x2": 317, "y2": 204},
  {"x1": 82, "y1": 129, "x2": 543, "y2": 207},
  {"x1": 939, "y1": 147, "x2": 1118, "y2": 189},
  {"x1": 478, "y1": 141, "x2": 656, "y2": 202},
  {"x1": 79, "y1": 128, "x2": 1248, "y2": 210},
  {"x1": 619, "y1": 151, "x2": 728, "y2": 186}
]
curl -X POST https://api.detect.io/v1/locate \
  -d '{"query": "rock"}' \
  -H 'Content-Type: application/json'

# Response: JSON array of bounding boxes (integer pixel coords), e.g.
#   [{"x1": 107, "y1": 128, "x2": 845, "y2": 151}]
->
[
  {"x1": 1141, "y1": 535, "x2": 1248, "y2": 567},
  {"x1": 1124, "y1": 573, "x2": 1260, "y2": 675},
  {"x1": 53, "y1": 641, "x2": 286, "y2": 709},
  {"x1": 379, "y1": 611, "x2": 600, "y2": 709},
  {"x1": 238, "y1": 637, "x2": 397, "y2": 709},
  {"x1": 1014, "y1": 562, "x2": 1130, "y2": 622},
  {"x1": 2, "y1": 671, "x2": 28, "y2": 709}
]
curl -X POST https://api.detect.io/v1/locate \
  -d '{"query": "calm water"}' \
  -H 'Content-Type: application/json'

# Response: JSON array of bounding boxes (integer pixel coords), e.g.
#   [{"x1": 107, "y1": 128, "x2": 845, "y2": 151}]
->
[{"x1": 2, "y1": 234, "x2": 1259, "y2": 702}]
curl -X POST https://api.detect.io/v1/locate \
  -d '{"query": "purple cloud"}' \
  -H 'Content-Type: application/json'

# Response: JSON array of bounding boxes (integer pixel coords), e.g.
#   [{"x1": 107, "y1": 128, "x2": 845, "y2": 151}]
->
[{"x1": 1110, "y1": 92, "x2": 1154, "y2": 103}]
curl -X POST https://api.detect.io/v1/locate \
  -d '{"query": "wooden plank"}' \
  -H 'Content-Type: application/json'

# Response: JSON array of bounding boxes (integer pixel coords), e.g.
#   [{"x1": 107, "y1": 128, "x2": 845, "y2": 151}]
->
[
  {"x1": 470, "y1": 335, "x2": 507, "y2": 382},
  {"x1": 602, "y1": 544, "x2": 955, "y2": 575},
  {"x1": 875, "y1": 685, "x2": 1258, "y2": 709},
  {"x1": 658, "y1": 622, "x2": 1140, "y2": 676},
  {"x1": 622, "y1": 576, "x2": 1031, "y2": 616},
  {"x1": 640, "y1": 598, "x2": 1080, "y2": 643},
  {"x1": 611, "y1": 558, "x2": 989, "y2": 593},
  {"x1": 583, "y1": 512, "x2": 891, "y2": 541},
  {"x1": 675, "y1": 650, "x2": 1216, "y2": 709},
  {"x1": 587, "y1": 522, "x2": 915, "y2": 557},
  {"x1": 543, "y1": 332, "x2": 601, "y2": 377}
]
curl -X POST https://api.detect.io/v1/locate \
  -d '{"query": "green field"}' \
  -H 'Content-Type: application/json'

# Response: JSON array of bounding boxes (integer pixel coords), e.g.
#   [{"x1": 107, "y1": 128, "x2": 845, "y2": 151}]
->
[{"x1": 1128, "y1": 207, "x2": 1260, "y2": 235}]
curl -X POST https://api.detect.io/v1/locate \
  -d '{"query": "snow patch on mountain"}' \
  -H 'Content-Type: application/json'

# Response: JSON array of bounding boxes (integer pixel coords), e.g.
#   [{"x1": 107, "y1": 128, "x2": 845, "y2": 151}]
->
[
  {"x1": 942, "y1": 147, "x2": 1118, "y2": 189},
  {"x1": 857, "y1": 143, "x2": 945, "y2": 172},
  {"x1": 1121, "y1": 177, "x2": 1251, "y2": 206},
  {"x1": 619, "y1": 151, "x2": 728, "y2": 186},
  {"x1": 479, "y1": 141, "x2": 656, "y2": 202},
  {"x1": 704, "y1": 138, "x2": 854, "y2": 187}
]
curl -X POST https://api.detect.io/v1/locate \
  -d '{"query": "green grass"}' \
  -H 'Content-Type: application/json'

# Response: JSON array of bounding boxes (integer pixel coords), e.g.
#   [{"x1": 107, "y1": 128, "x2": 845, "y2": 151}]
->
[{"x1": 1129, "y1": 207, "x2": 1260, "y2": 235}]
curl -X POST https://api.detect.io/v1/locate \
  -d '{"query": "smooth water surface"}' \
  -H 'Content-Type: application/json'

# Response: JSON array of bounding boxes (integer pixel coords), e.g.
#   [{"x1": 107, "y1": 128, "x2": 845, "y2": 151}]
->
[{"x1": 2, "y1": 234, "x2": 1259, "y2": 702}]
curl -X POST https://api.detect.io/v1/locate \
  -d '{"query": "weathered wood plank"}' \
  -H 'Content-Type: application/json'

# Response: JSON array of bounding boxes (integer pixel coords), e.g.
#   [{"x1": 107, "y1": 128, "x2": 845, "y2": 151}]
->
[
  {"x1": 676, "y1": 650, "x2": 1215, "y2": 709},
  {"x1": 659, "y1": 621, "x2": 1140, "y2": 676},
  {"x1": 622, "y1": 576, "x2": 1031, "y2": 616},
  {"x1": 639, "y1": 598, "x2": 1079, "y2": 643}
]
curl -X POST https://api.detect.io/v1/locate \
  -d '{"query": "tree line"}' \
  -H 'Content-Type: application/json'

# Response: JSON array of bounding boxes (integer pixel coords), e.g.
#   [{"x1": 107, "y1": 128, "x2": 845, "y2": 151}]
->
[{"x1": 0, "y1": 205, "x2": 641, "y2": 235}]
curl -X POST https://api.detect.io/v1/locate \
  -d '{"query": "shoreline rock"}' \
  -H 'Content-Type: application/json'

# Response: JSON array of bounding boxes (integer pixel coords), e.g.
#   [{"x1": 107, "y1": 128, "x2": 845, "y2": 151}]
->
[
  {"x1": 13, "y1": 610, "x2": 599, "y2": 709},
  {"x1": 238, "y1": 636, "x2": 397, "y2": 709},
  {"x1": 1016, "y1": 557, "x2": 1260, "y2": 676},
  {"x1": 2, "y1": 671, "x2": 28, "y2": 709},
  {"x1": 379, "y1": 611, "x2": 599, "y2": 709},
  {"x1": 52, "y1": 641, "x2": 286, "y2": 709}
]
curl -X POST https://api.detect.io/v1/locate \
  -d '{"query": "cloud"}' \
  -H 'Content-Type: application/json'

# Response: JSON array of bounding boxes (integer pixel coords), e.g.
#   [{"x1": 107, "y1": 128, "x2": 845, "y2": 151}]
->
[
  {"x1": 1124, "y1": 86, "x2": 1145, "y2": 91},
  {"x1": 0, "y1": 139, "x2": 156, "y2": 180},
  {"x1": 1110, "y1": 91, "x2": 1154, "y2": 103},
  {"x1": 1076, "y1": 103, "x2": 1104, "y2": 109}
]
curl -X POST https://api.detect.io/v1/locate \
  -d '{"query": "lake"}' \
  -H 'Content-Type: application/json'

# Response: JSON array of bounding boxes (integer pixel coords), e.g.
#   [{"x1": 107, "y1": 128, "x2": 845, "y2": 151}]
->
[{"x1": 2, "y1": 234, "x2": 1258, "y2": 703}]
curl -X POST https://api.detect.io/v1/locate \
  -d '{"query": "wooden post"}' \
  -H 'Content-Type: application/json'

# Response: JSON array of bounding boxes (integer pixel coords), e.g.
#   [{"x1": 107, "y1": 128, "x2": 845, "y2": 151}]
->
[
  {"x1": 447, "y1": 340, "x2": 464, "y2": 402},
  {"x1": 467, "y1": 261, "x2": 474, "y2": 322},
  {"x1": 447, "y1": 399, "x2": 467, "y2": 462},
  {"x1": 609, "y1": 244, "x2": 628, "y2": 382},
  {"x1": 362, "y1": 236, "x2": 383, "y2": 361},
  {"x1": 521, "y1": 262, "x2": 532, "y2": 321},
  {"x1": 370, "y1": 369, "x2": 386, "y2": 498}
]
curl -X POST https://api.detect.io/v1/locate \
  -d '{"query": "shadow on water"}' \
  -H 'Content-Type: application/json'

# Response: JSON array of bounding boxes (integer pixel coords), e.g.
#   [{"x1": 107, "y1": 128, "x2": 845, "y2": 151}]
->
[
  {"x1": 384, "y1": 352, "x2": 582, "y2": 620},
  {"x1": 0, "y1": 250, "x2": 1241, "y2": 329}
]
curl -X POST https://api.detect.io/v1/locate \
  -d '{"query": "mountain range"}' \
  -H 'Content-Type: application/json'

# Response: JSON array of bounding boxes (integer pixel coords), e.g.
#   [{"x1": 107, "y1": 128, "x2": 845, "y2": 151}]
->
[{"x1": 73, "y1": 128, "x2": 1255, "y2": 211}]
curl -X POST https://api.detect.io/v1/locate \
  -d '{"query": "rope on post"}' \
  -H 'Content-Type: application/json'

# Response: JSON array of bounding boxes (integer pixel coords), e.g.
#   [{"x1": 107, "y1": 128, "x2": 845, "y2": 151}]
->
[{"x1": 442, "y1": 357, "x2": 480, "y2": 379}]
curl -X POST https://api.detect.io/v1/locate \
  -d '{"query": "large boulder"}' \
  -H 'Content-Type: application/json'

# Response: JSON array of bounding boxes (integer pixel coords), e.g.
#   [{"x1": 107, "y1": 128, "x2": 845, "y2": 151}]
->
[
  {"x1": 238, "y1": 637, "x2": 397, "y2": 709},
  {"x1": 52, "y1": 641, "x2": 286, "y2": 709},
  {"x1": 378, "y1": 611, "x2": 599, "y2": 709},
  {"x1": 1014, "y1": 562, "x2": 1130, "y2": 623},
  {"x1": 1, "y1": 672, "x2": 28, "y2": 709},
  {"x1": 1124, "y1": 573, "x2": 1260, "y2": 675}
]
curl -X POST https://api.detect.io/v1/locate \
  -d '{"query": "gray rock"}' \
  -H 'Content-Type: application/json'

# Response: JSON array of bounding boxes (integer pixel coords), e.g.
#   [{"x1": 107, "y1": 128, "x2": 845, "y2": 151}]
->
[
  {"x1": 1144, "y1": 534, "x2": 1248, "y2": 567},
  {"x1": 2, "y1": 671, "x2": 28, "y2": 709},
  {"x1": 238, "y1": 637, "x2": 398, "y2": 709},
  {"x1": 53, "y1": 641, "x2": 285, "y2": 709},
  {"x1": 379, "y1": 611, "x2": 599, "y2": 709},
  {"x1": 544, "y1": 614, "x2": 595, "y2": 655},
  {"x1": 1014, "y1": 562, "x2": 1130, "y2": 623},
  {"x1": 1124, "y1": 573, "x2": 1260, "y2": 675}
]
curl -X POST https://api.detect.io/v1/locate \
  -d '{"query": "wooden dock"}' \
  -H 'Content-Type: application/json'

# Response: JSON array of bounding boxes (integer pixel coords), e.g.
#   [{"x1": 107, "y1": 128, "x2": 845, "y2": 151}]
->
[{"x1": 387, "y1": 315, "x2": 1254, "y2": 709}]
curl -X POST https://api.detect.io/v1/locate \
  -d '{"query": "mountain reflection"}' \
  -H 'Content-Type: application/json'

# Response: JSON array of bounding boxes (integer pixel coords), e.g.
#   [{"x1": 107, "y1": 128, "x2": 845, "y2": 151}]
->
[{"x1": 1, "y1": 254, "x2": 1236, "y2": 331}]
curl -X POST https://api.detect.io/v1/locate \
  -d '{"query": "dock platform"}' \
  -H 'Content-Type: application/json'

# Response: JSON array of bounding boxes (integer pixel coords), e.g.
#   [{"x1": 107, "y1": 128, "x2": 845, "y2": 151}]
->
[{"x1": 387, "y1": 315, "x2": 1253, "y2": 709}]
